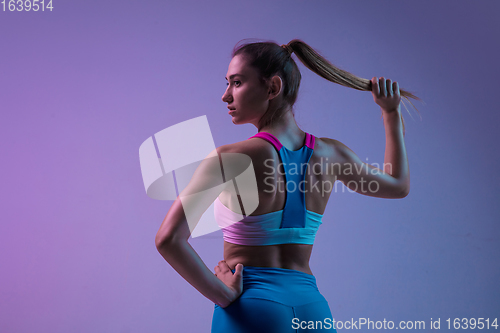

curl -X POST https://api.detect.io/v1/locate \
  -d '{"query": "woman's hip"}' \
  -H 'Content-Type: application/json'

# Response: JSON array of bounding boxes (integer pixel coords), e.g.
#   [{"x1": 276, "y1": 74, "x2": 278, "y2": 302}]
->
[
  {"x1": 212, "y1": 266, "x2": 335, "y2": 332},
  {"x1": 234, "y1": 265, "x2": 327, "y2": 307}
]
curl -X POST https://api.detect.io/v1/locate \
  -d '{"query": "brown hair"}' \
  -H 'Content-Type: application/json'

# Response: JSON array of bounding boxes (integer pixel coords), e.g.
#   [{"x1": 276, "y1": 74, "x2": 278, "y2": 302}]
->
[{"x1": 232, "y1": 39, "x2": 421, "y2": 132}]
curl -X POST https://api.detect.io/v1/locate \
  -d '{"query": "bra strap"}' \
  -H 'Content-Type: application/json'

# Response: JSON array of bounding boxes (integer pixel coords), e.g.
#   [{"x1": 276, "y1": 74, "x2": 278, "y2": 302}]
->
[
  {"x1": 305, "y1": 133, "x2": 315, "y2": 149},
  {"x1": 248, "y1": 132, "x2": 283, "y2": 151},
  {"x1": 248, "y1": 132, "x2": 314, "y2": 151}
]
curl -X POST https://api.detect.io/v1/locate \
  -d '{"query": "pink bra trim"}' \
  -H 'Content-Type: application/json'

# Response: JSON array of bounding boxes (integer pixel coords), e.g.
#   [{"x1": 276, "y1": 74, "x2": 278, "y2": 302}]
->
[
  {"x1": 305, "y1": 133, "x2": 315, "y2": 150},
  {"x1": 249, "y1": 132, "x2": 315, "y2": 151}
]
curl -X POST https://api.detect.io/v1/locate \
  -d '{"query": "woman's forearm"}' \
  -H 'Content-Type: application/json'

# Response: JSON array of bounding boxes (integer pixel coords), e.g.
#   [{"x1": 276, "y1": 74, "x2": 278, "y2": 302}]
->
[
  {"x1": 156, "y1": 237, "x2": 236, "y2": 308},
  {"x1": 382, "y1": 106, "x2": 410, "y2": 195}
]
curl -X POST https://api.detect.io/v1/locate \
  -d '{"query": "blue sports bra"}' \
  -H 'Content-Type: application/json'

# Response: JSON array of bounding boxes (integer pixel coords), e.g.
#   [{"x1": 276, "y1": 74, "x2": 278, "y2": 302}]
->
[{"x1": 214, "y1": 132, "x2": 323, "y2": 246}]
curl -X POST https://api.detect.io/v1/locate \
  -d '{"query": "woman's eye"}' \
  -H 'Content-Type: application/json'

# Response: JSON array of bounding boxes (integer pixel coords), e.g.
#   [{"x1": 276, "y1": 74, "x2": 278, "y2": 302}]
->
[{"x1": 226, "y1": 81, "x2": 241, "y2": 87}]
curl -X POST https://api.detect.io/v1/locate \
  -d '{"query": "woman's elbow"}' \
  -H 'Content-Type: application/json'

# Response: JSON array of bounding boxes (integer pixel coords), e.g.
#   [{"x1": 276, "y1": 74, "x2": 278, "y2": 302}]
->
[
  {"x1": 217, "y1": 299, "x2": 232, "y2": 309},
  {"x1": 155, "y1": 231, "x2": 175, "y2": 251},
  {"x1": 384, "y1": 184, "x2": 409, "y2": 199},
  {"x1": 155, "y1": 221, "x2": 190, "y2": 251},
  {"x1": 397, "y1": 184, "x2": 410, "y2": 198}
]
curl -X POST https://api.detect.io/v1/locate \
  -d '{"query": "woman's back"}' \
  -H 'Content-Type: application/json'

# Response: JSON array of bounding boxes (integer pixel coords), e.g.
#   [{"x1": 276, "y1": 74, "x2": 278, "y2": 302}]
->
[{"x1": 217, "y1": 131, "x2": 339, "y2": 274}]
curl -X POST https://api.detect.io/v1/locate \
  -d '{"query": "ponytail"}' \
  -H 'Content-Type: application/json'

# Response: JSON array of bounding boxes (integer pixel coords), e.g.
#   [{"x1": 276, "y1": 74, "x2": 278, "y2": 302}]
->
[{"x1": 285, "y1": 39, "x2": 421, "y2": 133}]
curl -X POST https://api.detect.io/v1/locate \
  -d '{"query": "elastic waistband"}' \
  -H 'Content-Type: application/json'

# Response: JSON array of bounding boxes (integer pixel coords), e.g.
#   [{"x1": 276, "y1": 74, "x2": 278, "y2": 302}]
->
[
  {"x1": 236, "y1": 266, "x2": 315, "y2": 278},
  {"x1": 230, "y1": 266, "x2": 325, "y2": 307}
]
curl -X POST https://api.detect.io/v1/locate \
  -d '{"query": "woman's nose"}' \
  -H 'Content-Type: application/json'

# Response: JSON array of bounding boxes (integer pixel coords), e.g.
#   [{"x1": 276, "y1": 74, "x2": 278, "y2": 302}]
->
[{"x1": 222, "y1": 88, "x2": 232, "y2": 103}]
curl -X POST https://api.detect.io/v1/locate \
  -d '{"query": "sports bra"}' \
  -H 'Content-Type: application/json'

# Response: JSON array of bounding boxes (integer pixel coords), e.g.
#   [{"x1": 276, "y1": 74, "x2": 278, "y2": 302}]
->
[{"x1": 214, "y1": 132, "x2": 323, "y2": 246}]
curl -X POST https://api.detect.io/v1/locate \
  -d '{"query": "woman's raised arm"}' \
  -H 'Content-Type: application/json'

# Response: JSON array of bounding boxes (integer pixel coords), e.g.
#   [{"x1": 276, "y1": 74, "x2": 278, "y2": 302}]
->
[{"x1": 331, "y1": 77, "x2": 410, "y2": 199}]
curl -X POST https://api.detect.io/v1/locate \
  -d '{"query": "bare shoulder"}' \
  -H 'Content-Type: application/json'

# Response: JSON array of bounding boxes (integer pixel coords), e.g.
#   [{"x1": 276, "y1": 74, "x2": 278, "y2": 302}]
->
[
  {"x1": 217, "y1": 137, "x2": 274, "y2": 158},
  {"x1": 215, "y1": 139, "x2": 274, "y2": 178},
  {"x1": 316, "y1": 137, "x2": 350, "y2": 162}
]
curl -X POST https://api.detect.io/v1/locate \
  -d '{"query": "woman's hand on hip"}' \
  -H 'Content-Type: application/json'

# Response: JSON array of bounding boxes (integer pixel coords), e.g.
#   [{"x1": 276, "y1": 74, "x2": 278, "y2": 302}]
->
[
  {"x1": 371, "y1": 77, "x2": 401, "y2": 112},
  {"x1": 214, "y1": 260, "x2": 243, "y2": 305}
]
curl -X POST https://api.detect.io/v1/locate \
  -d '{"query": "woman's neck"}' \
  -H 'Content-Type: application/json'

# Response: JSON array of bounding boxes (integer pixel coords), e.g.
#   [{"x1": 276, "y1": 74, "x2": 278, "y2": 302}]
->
[{"x1": 258, "y1": 110, "x2": 305, "y2": 149}]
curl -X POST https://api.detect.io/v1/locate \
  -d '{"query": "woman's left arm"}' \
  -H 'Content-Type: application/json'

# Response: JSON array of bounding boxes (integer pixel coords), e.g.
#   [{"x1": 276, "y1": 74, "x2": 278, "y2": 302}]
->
[
  {"x1": 331, "y1": 77, "x2": 410, "y2": 199},
  {"x1": 154, "y1": 147, "x2": 243, "y2": 308},
  {"x1": 373, "y1": 77, "x2": 410, "y2": 195}
]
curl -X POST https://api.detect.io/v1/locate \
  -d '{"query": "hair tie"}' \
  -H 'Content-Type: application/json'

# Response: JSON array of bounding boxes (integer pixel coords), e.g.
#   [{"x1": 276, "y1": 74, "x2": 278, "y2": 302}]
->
[{"x1": 281, "y1": 44, "x2": 293, "y2": 56}]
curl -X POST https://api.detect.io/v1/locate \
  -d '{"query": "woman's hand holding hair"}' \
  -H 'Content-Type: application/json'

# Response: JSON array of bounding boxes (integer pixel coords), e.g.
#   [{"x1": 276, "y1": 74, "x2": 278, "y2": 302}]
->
[
  {"x1": 371, "y1": 77, "x2": 401, "y2": 113},
  {"x1": 214, "y1": 261, "x2": 243, "y2": 306}
]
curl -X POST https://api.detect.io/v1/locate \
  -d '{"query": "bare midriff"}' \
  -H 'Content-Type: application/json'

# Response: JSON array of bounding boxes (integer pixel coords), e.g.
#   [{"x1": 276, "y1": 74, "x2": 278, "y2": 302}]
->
[{"x1": 223, "y1": 241, "x2": 314, "y2": 275}]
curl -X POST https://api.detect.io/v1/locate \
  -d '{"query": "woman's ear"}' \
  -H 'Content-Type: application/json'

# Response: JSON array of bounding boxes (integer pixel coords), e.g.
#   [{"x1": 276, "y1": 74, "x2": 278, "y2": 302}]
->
[{"x1": 268, "y1": 75, "x2": 283, "y2": 100}]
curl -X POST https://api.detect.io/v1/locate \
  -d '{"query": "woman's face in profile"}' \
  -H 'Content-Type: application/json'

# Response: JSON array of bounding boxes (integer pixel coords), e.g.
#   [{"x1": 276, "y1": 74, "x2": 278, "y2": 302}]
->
[{"x1": 222, "y1": 54, "x2": 270, "y2": 126}]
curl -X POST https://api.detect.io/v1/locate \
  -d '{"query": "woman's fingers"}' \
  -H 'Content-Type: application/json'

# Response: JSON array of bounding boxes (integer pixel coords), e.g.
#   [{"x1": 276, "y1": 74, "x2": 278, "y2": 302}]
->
[
  {"x1": 234, "y1": 263, "x2": 244, "y2": 277},
  {"x1": 371, "y1": 77, "x2": 379, "y2": 95},
  {"x1": 371, "y1": 77, "x2": 401, "y2": 111},
  {"x1": 373, "y1": 77, "x2": 399, "y2": 97},
  {"x1": 371, "y1": 76, "x2": 401, "y2": 110},
  {"x1": 372, "y1": 77, "x2": 399, "y2": 98},
  {"x1": 217, "y1": 260, "x2": 230, "y2": 273},
  {"x1": 379, "y1": 77, "x2": 387, "y2": 96},
  {"x1": 393, "y1": 81, "x2": 400, "y2": 97},
  {"x1": 215, "y1": 260, "x2": 243, "y2": 279},
  {"x1": 386, "y1": 79, "x2": 393, "y2": 96}
]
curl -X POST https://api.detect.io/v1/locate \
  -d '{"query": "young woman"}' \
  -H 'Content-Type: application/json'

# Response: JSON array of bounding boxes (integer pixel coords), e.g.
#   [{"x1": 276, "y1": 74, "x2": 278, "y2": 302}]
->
[{"x1": 155, "y1": 39, "x2": 418, "y2": 332}]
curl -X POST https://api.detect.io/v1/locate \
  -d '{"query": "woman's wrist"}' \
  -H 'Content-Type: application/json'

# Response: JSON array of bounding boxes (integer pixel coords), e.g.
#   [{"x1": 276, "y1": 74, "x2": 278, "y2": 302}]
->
[
  {"x1": 382, "y1": 106, "x2": 402, "y2": 123},
  {"x1": 382, "y1": 107, "x2": 404, "y2": 135},
  {"x1": 381, "y1": 105, "x2": 401, "y2": 117}
]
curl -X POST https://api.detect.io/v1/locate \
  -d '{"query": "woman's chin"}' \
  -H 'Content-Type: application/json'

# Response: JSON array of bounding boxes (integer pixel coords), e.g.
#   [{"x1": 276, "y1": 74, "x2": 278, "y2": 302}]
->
[
  {"x1": 231, "y1": 117, "x2": 242, "y2": 125},
  {"x1": 230, "y1": 115, "x2": 252, "y2": 126}
]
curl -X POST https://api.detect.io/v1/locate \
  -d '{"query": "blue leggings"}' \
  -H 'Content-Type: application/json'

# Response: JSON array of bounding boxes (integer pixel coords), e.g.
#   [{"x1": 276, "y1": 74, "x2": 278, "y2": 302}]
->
[{"x1": 211, "y1": 266, "x2": 336, "y2": 332}]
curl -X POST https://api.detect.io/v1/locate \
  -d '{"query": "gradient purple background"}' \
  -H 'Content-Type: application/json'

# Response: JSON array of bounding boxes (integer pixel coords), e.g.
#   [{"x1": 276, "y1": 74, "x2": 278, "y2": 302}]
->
[{"x1": 1, "y1": 1, "x2": 499, "y2": 332}]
